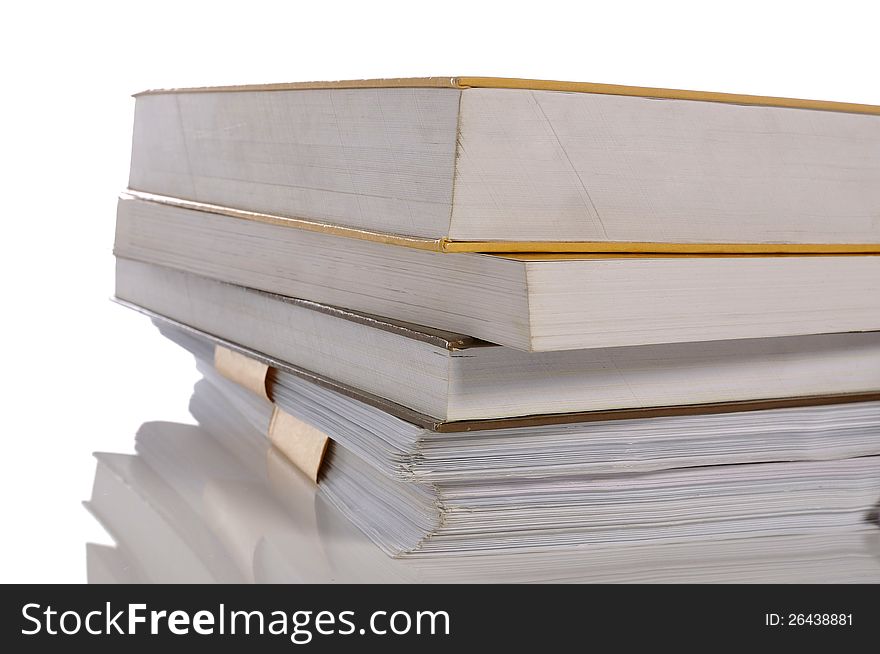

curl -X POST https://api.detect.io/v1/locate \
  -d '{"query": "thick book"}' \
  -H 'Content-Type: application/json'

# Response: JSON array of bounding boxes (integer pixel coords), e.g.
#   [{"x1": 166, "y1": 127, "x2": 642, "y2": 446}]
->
[
  {"x1": 129, "y1": 77, "x2": 880, "y2": 253},
  {"x1": 192, "y1": 369, "x2": 880, "y2": 556},
  {"x1": 188, "y1": 344, "x2": 880, "y2": 482},
  {"x1": 86, "y1": 422, "x2": 880, "y2": 583},
  {"x1": 114, "y1": 266, "x2": 880, "y2": 424},
  {"x1": 113, "y1": 199, "x2": 880, "y2": 352}
]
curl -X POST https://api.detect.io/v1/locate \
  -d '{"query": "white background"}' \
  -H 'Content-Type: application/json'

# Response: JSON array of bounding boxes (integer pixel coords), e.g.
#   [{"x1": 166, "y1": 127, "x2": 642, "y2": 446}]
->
[{"x1": 1, "y1": 0, "x2": 878, "y2": 583}]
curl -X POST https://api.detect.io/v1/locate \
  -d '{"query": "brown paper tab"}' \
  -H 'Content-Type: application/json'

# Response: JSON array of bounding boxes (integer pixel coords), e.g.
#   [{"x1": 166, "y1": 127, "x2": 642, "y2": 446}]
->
[
  {"x1": 214, "y1": 344, "x2": 271, "y2": 401},
  {"x1": 268, "y1": 407, "x2": 330, "y2": 483}
]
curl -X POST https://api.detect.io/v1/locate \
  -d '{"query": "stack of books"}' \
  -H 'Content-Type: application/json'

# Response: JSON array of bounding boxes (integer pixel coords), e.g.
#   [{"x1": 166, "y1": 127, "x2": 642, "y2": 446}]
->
[
  {"x1": 105, "y1": 77, "x2": 880, "y2": 577},
  {"x1": 84, "y1": 419, "x2": 880, "y2": 583}
]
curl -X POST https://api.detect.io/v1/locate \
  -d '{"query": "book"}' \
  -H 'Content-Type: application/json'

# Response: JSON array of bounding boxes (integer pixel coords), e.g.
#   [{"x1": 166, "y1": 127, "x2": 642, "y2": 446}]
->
[
  {"x1": 188, "y1": 343, "x2": 880, "y2": 480},
  {"x1": 188, "y1": 348, "x2": 880, "y2": 556},
  {"x1": 143, "y1": 305, "x2": 880, "y2": 427},
  {"x1": 128, "y1": 77, "x2": 880, "y2": 252},
  {"x1": 114, "y1": 200, "x2": 880, "y2": 352},
  {"x1": 86, "y1": 420, "x2": 880, "y2": 583},
  {"x1": 192, "y1": 355, "x2": 880, "y2": 481}
]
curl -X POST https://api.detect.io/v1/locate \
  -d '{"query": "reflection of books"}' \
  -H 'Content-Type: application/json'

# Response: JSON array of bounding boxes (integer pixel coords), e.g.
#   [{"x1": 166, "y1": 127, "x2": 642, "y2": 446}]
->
[
  {"x1": 84, "y1": 444, "x2": 243, "y2": 583},
  {"x1": 85, "y1": 420, "x2": 880, "y2": 583},
  {"x1": 86, "y1": 544, "x2": 141, "y2": 584},
  {"x1": 85, "y1": 422, "x2": 331, "y2": 584}
]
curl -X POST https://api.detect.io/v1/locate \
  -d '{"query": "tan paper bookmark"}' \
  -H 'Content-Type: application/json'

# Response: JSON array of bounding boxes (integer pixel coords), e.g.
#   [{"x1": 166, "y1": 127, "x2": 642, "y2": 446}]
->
[
  {"x1": 213, "y1": 345, "x2": 271, "y2": 401},
  {"x1": 268, "y1": 407, "x2": 330, "y2": 483}
]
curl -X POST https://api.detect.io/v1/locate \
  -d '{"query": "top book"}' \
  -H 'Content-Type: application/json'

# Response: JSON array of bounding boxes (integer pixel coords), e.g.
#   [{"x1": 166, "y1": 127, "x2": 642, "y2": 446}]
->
[{"x1": 129, "y1": 77, "x2": 880, "y2": 253}]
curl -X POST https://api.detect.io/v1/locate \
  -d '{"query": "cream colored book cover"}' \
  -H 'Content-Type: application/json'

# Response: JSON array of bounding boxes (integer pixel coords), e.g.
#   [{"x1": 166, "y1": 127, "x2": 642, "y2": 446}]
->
[{"x1": 128, "y1": 77, "x2": 880, "y2": 253}]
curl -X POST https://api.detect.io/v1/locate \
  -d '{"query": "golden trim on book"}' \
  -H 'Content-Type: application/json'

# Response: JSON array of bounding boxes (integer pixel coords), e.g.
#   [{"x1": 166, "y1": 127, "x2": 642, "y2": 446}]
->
[
  {"x1": 124, "y1": 191, "x2": 880, "y2": 255},
  {"x1": 134, "y1": 76, "x2": 880, "y2": 116},
  {"x1": 123, "y1": 191, "x2": 445, "y2": 252},
  {"x1": 443, "y1": 242, "x2": 880, "y2": 256},
  {"x1": 133, "y1": 77, "x2": 458, "y2": 96},
  {"x1": 455, "y1": 77, "x2": 880, "y2": 116}
]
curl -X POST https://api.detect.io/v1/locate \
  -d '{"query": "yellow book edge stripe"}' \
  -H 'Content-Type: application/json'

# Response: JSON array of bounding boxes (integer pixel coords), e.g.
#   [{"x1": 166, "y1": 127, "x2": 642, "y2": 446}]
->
[
  {"x1": 455, "y1": 77, "x2": 880, "y2": 116},
  {"x1": 442, "y1": 241, "x2": 880, "y2": 256},
  {"x1": 124, "y1": 191, "x2": 445, "y2": 252},
  {"x1": 123, "y1": 191, "x2": 880, "y2": 256},
  {"x1": 134, "y1": 76, "x2": 880, "y2": 117}
]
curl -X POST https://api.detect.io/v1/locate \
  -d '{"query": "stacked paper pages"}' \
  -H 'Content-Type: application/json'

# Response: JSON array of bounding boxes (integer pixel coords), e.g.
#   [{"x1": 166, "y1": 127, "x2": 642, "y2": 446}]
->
[
  {"x1": 101, "y1": 77, "x2": 880, "y2": 581},
  {"x1": 86, "y1": 420, "x2": 880, "y2": 583}
]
